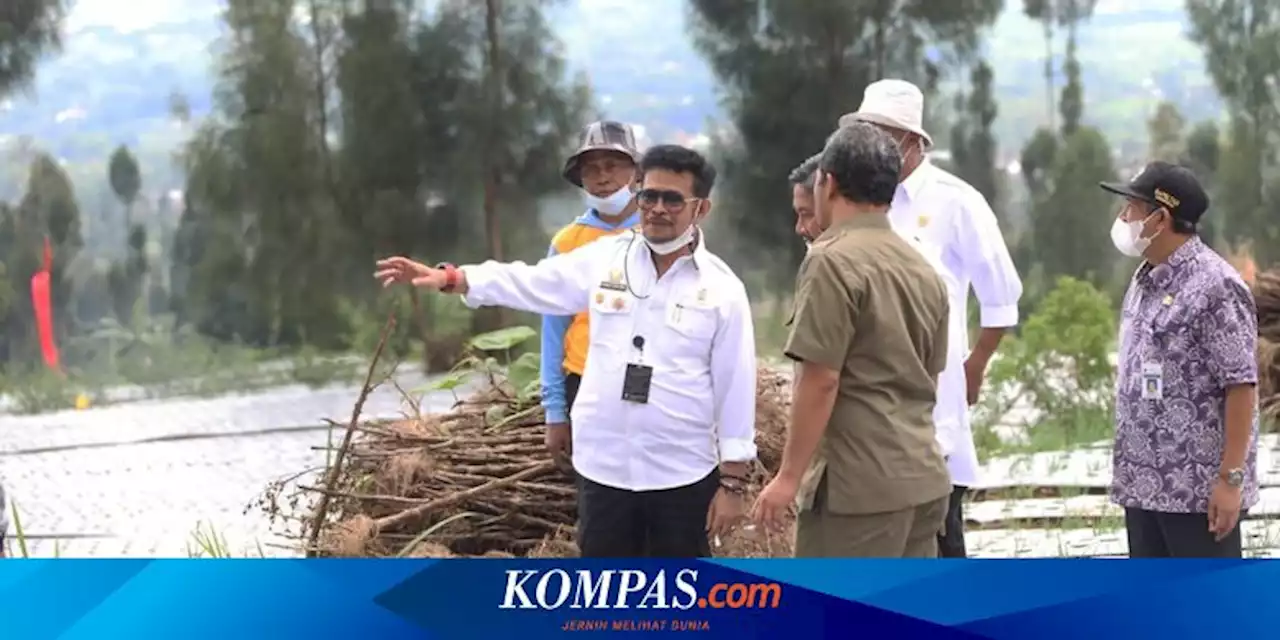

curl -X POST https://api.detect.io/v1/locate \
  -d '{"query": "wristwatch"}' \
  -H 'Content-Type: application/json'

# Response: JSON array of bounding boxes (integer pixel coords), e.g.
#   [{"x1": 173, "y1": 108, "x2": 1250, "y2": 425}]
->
[
  {"x1": 435, "y1": 262, "x2": 459, "y2": 293},
  {"x1": 1221, "y1": 467, "x2": 1245, "y2": 487}
]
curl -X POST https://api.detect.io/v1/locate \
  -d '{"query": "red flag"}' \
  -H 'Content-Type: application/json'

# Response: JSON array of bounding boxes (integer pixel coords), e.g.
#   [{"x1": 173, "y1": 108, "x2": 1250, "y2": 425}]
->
[{"x1": 31, "y1": 236, "x2": 59, "y2": 372}]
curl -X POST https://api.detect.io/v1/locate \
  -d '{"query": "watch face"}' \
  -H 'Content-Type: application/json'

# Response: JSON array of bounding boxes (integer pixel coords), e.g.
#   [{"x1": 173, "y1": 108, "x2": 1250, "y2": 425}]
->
[{"x1": 1228, "y1": 470, "x2": 1245, "y2": 486}]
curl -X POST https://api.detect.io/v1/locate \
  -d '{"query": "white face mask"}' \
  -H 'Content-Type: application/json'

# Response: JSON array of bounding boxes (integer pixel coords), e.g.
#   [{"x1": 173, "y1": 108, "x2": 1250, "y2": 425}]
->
[
  {"x1": 584, "y1": 184, "x2": 634, "y2": 216},
  {"x1": 1110, "y1": 213, "x2": 1158, "y2": 257},
  {"x1": 644, "y1": 223, "x2": 697, "y2": 255}
]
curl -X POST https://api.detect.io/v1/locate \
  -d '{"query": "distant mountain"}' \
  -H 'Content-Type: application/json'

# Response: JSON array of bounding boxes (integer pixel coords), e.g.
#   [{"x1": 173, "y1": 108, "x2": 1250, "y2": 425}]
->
[{"x1": 0, "y1": 0, "x2": 1217, "y2": 200}]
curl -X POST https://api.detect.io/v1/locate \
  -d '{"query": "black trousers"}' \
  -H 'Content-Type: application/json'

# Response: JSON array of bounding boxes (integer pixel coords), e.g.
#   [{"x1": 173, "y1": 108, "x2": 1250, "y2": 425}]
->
[
  {"x1": 1125, "y1": 507, "x2": 1245, "y2": 558},
  {"x1": 936, "y1": 485, "x2": 968, "y2": 558},
  {"x1": 577, "y1": 470, "x2": 720, "y2": 558},
  {"x1": 564, "y1": 372, "x2": 582, "y2": 415}
]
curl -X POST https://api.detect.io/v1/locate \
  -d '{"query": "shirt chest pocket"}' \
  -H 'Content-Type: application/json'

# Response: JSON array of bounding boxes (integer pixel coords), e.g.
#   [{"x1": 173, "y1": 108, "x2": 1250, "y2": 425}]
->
[
  {"x1": 588, "y1": 287, "x2": 637, "y2": 357},
  {"x1": 665, "y1": 298, "x2": 718, "y2": 345}
]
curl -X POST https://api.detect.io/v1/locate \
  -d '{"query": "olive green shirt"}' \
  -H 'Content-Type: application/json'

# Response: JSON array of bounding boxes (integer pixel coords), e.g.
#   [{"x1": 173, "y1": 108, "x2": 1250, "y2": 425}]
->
[{"x1": 785, "y1": 214, "x2": 952, "y2": 515}]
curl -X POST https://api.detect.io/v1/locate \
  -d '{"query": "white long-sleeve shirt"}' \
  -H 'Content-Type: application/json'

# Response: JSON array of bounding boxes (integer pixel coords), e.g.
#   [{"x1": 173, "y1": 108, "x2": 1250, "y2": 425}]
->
[
  {"x1": 460, "y1": 230, "x2": 758, "y2": 492},
  {"x1": 889, "y1": 160, "x2": 1023, "y2": 486}
]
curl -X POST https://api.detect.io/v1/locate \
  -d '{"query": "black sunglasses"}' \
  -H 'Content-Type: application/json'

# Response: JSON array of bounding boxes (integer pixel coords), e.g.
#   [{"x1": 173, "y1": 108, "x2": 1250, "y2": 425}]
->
[{"x1": 637, "y1": 188, "x2": 700, "y2": 212}]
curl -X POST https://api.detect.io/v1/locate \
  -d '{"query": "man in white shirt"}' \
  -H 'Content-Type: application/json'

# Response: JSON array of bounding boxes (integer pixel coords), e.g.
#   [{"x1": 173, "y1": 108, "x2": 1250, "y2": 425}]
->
[
  {"x1": 839, "y1": 79, "x2": 1023, "y2": 557},
  {"x1": 375, "y1": 144, "x2": 758, "y2": 558}
]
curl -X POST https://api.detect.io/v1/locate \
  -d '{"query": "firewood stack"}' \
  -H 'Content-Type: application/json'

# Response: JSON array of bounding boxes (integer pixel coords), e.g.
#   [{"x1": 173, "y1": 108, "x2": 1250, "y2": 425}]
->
[{"x1": 256, "y1": 367, "x2": 795, "y2": 558}]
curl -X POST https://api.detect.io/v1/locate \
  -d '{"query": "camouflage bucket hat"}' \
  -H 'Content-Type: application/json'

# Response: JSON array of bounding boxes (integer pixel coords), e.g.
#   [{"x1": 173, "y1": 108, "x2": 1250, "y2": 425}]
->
[{"x1": 562, "y1": 120, "x2": 641, "y2": 187}]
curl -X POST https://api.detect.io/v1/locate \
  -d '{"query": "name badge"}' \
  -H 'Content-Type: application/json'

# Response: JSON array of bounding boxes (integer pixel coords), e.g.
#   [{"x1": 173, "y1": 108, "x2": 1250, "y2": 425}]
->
[
  {"x1": 1141, "y1": 362, "x2": 1163, "y2": 400},
  {"x1": 599, "y1": 268, "x2": 627, "y2": 292}
]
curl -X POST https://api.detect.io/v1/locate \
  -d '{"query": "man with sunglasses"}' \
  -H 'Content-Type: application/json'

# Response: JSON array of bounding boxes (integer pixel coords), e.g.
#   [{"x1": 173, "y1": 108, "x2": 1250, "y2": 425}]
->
[
  {"x1": 375, "y1": 144, "x2": 757, "y2": 558},
  {"x1": 838, "y1": 79, "x2": 1023, "y2": 558},
  {"x1": 541, "y1": 121, "x2": 643, "y2": 471}
]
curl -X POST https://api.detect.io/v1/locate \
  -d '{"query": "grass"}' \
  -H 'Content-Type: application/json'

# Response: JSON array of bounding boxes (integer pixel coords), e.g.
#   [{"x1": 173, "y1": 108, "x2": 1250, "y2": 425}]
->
[
  {"x1": 3, "y1": 502, "x2": 269, "y2": 558},
  {"x1": 0, "y1": 344, "x2": 366, "y2": 416},
  {"x1": 185, "y1": 521, "x2": 268, "y2": 558}
]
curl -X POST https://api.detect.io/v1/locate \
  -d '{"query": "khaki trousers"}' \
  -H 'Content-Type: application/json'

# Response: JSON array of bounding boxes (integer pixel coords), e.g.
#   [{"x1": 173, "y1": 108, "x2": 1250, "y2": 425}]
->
[{"x1": 794, "y1": 496, "x2": 949, "y2": 558}]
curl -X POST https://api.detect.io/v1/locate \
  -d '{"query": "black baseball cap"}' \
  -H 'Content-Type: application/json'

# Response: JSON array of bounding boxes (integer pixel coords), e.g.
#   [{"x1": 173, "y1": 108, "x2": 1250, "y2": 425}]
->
[{"x1": 1099, "y1": 161, "x2": 1210, "y2": 226}]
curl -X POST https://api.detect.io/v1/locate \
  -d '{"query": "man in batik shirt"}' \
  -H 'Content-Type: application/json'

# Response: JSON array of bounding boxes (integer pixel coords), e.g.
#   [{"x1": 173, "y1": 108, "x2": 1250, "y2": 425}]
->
[{"x1": 1102, "y1": 161, "x2": 1259, "y2": 558}]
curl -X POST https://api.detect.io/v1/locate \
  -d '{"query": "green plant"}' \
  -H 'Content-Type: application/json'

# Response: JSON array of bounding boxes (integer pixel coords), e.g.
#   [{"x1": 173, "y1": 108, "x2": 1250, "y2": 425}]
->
[
  {"x1": 8, "y1": 500, "x2": 28, "y2": 558},
  {"x1": 7, "y1": 368, "x2": 82, "y2": 415},
  {"x1": 290, "y1": 345, "x2": 354, "y2": 389},
  {"x1": 185, "y1": 521, "x2": 266, "y2": 558},
  {"x1": 975, "y1": 276, "x2": 1118, "y2": 457},
  {"x1": 419, "y1": 326, "x2": 542, "y2": 426}
]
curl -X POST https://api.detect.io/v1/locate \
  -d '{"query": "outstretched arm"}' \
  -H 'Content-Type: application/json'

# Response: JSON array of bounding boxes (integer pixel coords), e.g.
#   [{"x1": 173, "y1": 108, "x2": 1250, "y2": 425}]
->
[{"x1": 457, "y1": 239, "x2": 606, "y2": 316}]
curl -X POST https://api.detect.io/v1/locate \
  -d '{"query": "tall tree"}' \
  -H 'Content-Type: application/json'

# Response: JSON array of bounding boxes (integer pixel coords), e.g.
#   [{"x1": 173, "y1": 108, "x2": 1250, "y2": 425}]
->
[
  {"x1": 1187, "y1": 0, "x2": 1280, "y2": 264},
  {"x1": 1019, "y1": 0, "x2": 1116, "y2": 293},
  {"x1": 106, "y1": 145, "x2": 146, "y2": 324},
  {"x1": 1147, "y1": 101, "x2": 1187, "y2": 162},
  {"x1": 1184, "y1": 120, "x2": 1221, "y2": 178},
  {"x1": 952, "y1": 60, "x2": 1000, "y2": 208},
  {"x1": 1030, "y1": 126, "x2": 1116, "y2": 286},
  {"x1": 177, "y1": 0, "x2": 345, "y2": 346},
  {"x1": 17, "y1": 152, "x2": 83, "y2": 343},
  {"x1": 0, "y1": 0, "x2": 67, "y2": 96},
  {"x1": 1058, "y1": 29, "x2": 1082, "y2": 136},
  {"x1": 107, "y1": 145, "x2": 142, "y2": 216},
  {"x1": 1023, "y1": 0, "x2": 1097, "y2": 130},
  {"x1": 688, "y1": 0, "x2": 1002, "y2": 288},
  {"x1": 443, "y1": 0, "x2": 590, "y2": 333},
  {"x1": 174, "y1": 0, "x2": 587, "y2": 353}
]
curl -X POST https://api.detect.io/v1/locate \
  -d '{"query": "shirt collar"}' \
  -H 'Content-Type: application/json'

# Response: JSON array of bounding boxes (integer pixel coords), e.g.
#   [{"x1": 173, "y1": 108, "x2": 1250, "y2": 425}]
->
[
  {"x1": 896, "y1": 159, "x2": 931, "y2": 203},
  {"x1": 818, "y1": 212, "x2": 892, "y2": 241},
  {"x1": 1145, "y1": 235, "x2": 1204, "y2": 289}
]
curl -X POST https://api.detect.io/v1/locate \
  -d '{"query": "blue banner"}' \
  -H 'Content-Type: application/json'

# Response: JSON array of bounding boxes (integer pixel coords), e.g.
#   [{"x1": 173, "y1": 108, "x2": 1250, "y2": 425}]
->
[{"x1": 0, "y1": 559, "x2": 1272, "y2": 639}]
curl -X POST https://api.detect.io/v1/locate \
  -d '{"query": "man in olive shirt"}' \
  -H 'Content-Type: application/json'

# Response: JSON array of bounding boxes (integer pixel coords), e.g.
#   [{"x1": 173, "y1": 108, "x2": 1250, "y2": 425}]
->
[{"x1": 752, "y1": 122, "x2": 952, "y2": 557}]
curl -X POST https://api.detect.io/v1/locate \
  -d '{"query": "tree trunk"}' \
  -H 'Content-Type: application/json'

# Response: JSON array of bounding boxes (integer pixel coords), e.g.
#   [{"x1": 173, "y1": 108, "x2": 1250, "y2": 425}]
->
[
  {"x1": 1043, "y1": 20, "x2": 1055, "y2": 131},
  {"x1": 475, "y1": 0, "x2": 507, "y2": 333}
]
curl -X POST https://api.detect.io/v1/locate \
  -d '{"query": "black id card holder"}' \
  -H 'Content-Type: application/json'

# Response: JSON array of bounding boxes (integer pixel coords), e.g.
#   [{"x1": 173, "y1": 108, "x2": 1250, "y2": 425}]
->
[{"x1": 621, "y1": 363, "x2": 653, "y2": 403}]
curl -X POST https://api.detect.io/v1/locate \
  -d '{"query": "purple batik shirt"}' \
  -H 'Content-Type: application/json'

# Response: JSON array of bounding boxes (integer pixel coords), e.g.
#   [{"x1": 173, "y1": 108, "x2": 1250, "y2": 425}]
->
[{"x1": 1112, "y1": 235, "x2": 1260, "y2": 514}]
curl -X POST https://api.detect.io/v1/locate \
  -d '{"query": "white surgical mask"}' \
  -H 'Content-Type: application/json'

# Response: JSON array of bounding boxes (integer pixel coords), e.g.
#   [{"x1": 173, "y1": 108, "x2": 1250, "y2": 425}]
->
[
  {"x1": 584, "y1": 185, "x2": 634, "y2": 216},
  {"x1": 644, "y1": 223, "x2": 697, "y2": 255},
  {"x1": 1110, "y1": 213, "x2": 1157, "y2": 257}
]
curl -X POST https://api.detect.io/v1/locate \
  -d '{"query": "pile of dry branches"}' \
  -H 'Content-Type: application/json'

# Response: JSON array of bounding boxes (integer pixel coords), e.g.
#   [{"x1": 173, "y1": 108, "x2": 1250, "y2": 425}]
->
[
  {"x1": 1255, "y1": 268, "x2": 1280, "y2": 421},
  {"x1": 258, "y1": 355, "x2": 796, "y2": 558}
]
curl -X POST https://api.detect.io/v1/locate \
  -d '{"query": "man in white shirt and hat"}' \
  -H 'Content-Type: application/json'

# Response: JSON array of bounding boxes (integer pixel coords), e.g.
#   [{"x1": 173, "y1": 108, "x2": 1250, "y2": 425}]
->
[{"x1": 838, "y1": 79, "x2": 1024, "y2": 557}]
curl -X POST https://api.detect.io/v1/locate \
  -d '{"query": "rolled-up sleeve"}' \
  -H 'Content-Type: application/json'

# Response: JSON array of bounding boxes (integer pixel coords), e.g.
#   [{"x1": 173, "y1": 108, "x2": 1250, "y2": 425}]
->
[
  {"x1": 711, "y1": 285, "x2": 758, "y2": 463},
  {"x1": 461, "y1": 239, "x2": 606, "y2": 316},
  {"x1": 953, "y1": 190, "x2": 1022, "y2": 328},
  {"x1": 1196, "y1": 276, "x2": 1258, "y2": 389},
  {"x1": 784, "y1": 250, "x2": 859, "y2": 371}
]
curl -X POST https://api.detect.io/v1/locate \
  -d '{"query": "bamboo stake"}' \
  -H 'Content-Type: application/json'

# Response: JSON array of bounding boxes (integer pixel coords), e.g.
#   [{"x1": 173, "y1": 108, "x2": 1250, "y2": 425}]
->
[{"x1": 306, "y1": 311, "x2": 397, "y2": 556}]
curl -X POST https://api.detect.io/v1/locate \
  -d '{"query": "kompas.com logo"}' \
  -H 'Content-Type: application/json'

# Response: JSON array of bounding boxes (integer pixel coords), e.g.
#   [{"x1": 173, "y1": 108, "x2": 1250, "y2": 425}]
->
[{"x1": 499, "y1": 568, "x2": 783, "y2": 610}]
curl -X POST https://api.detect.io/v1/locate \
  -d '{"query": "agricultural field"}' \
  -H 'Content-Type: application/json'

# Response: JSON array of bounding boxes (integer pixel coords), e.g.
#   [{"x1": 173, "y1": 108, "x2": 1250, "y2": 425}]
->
[{"x1": 5, "y1": 357, "x2": 1267, "y2": 559}]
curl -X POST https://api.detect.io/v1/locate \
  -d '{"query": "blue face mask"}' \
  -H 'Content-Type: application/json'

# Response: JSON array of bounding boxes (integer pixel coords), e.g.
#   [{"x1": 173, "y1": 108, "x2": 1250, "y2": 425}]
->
[{"x1": 584, "y1": 185, "x2": 634, "y2": 215}]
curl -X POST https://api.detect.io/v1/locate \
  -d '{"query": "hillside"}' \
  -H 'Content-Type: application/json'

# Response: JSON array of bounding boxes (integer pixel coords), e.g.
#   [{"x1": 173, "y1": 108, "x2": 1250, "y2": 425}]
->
[{"x1": 0, "y1": 0, "x2": 1216, "y2": 200}]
